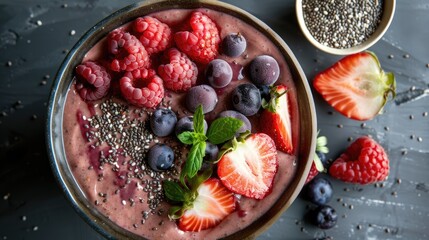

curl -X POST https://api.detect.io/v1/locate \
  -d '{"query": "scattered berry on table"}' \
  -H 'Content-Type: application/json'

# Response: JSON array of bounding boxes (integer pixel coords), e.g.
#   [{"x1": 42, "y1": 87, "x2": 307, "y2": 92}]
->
[
  {"x1": 175, "y1": 116, "x2": 208, "y2": 136},
  {"x1": 308, "y1": 205, "x2": 337, "y2": 229},
  {"x1": 217, "y1": 133, "x2": 278, "y2": 199},
  {"x1": 204, "y1": 142, "x2": 219, "y2": 162},
  {"x1": 174, "y1": 11, "x2": 220, "y2": 64},
  {"x1": 313, "y1": 51, "x2": 395, "y2": 121},
  {"x1": 222, "y1": 33, "x2": 247, "y2": 57},
  {"x1": 329, "y1": 136, "x2": 389, "y2": 184},
  {"x1": 107, "y1": 29, "x2": 150, "y2": 72},
  {"x1": 304, "y1": 177, "x2": 333, "y2": 205},
  {"x1": 147, "y1": 144, "x2": 174, "y2": 171},
  {"x1": 231, "y1": 83, "x2": 261, "y2": 116},
  {"x1": 206, "y1": 59, "x2": 233, "y2": 88},
  {"x1": 119, "y1": 68, "x2": 164, "y2": 108},
  {"x1": 249, "y1": 55, "x2": 280, "y2": 86},
  {"x1": 305, "y1": 135, "x2": 329, "y2": 184},
  {"x1": 150, "y1": 108, "x2": 178, "y2": 137},
  {"x1": 218, "y1": 110, "x2": 251, "y2": 136},
  {"x1": 75, "y1": 61, "x2": 111, "y2": 101},
  {"x1": 158, "y1": 48, "x2": 198, "y2": 92},
  {"x1": 186, "y1": 85, "x2": 218, "y2": 113},
  {"x1": 133, "y1": 16, "x2": 172, "y2": 54}
]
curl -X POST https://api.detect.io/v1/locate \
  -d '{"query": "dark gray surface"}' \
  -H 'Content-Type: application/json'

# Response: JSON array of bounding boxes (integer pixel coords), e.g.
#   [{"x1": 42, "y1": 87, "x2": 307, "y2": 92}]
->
[{"x1": 0, "y1": 0, "x2": 428, "y2": 239}]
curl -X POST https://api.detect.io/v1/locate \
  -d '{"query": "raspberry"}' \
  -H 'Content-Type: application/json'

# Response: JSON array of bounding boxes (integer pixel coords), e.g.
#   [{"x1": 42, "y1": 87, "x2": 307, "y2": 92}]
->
[
  {"x1": 107, "y1": 29, "x2": 150, "y2": 72},
  {"x1": 158, "y1": 48, "x2": 198, "y2": 92},
  {"x1": 119, "y1": 68, "x2": 164, "y2": 108},
  {"x1": 305, "y1": 162, "x2": 319, "y2": 184},
  {"x1": 174, "y1": 11, "x2": 220, "y2": 64},
  {"x1": 329, "y1": 136, "x2": 389, "y2": 184},
  {"x1": 133, "y1": 16, "x2": 172, "y2": 54},
  {"x1": 75, "y1": 61, "x2": 111, "y2": 101}
]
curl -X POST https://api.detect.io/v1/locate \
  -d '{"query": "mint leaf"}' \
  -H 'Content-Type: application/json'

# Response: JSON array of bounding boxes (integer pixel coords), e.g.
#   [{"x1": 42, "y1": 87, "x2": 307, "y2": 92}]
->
[
  {"x1": 177, "y1": 131, "x2": 194, "y2": 145},
  {"x1": 163, "y1": 180, "x2": 186, "y2": 202},
  {"x1": 207, "y1": 117, "x2": 243, "y2": 145},
  {"x1": 193, "y1": 105, "x2": 205, "y2": 134},
  {"x1": 184, "y1": 141, "x2": 206, "y2": 178}
]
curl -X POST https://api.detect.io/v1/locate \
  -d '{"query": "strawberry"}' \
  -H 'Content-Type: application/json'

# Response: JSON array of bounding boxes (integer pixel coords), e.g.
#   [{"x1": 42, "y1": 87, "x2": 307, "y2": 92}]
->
[
  {"x1": 217, "y1": 133, "x2": 278, "y2": 199},
  {"x1": 329, "y1": 136, "x2": 389, "y2": 184},
  {"x1": 313, "y1": 51, "x2": 395, "y2": 121},
  {"x1": 177, "y1": 178, "x2": 235, "y2": 232},
  {"x1": 305, "y1": 134, "x2": 329, "y2": 184},
  {"x1": 163, "y1": 177, "x2": 235, "y2": 232},
  {"x1": 260, "y1": 84, "x2": 293, "y2": 154}
]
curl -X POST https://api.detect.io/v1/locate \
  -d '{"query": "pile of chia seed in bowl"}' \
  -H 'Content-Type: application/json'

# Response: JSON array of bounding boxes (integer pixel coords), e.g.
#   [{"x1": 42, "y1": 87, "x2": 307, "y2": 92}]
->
[{"x1": 302, "y1": 0, "x2": 383, "y2": 49}]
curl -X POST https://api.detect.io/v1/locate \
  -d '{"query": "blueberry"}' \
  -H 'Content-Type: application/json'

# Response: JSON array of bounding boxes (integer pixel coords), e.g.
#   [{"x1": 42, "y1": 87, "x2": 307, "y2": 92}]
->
[
  {"x1": 308, "y1": 205, "x2": 337, "y2": 229},
  {"x1": 206, "y1": 59, "x2": 233, "y2": 88},
  {"x1": 150, "y1": 108, "x2": 177, "y2": 137},
  {"x1": 304, "y1": 177, "x2": 333, "y2": 205},
  {"x1": 218, "y1": 110, "x2": 251, "y2": 136},
  {"x1": 257, "y1": 84, "x2": 271, "y2": 102},
  {"x1": 231, "y1": 83, "x2": 261, "y2": 116},
  {"x1": 222, "y1": 33, "x2": 247, "y2": 57},
  {"x1": 147, "y1": 144, "x2": 174, "y2": 171},
  {"x1": 204, "y1": 142, "x2": 219, "y2": 162},
  {"x1": 249, "y1": 55, "x2": 280, "y2": 86},
  {"x1": 175, "y1": 116, "x2": 208, "y2": 136},
  {"x1": 316, "y1": 151, "x2": 328, "y2": 167},
  {"x1": 186, "y1": 85, "x2": 218, "y2": 113}
]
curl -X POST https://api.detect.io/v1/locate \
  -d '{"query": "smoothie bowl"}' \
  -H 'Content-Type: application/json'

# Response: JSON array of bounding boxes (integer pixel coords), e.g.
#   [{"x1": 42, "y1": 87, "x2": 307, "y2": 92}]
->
[{"x1": 46, "y1": 0, "x2": 317, "y2": 239}]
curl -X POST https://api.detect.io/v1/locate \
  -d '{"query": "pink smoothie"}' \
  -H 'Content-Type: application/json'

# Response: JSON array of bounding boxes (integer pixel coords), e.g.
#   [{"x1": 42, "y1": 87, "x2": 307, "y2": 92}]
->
[{"x1": 63, "y1": 8, "x2": 300, "y2": 240}]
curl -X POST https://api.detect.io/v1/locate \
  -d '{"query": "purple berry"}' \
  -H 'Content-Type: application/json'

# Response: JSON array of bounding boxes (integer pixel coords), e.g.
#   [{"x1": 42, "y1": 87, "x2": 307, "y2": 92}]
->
[
  {"x1": 304, "y1": 177, "x2": 333, "y2": 205},
  {"x1": 218, "y1": 110, "x2": 251, "y2": 136},
  {"x1": 204, "y1": 142, "x2": 219, "y2": 161},
  {"x1": 222, "y1": 33, "x2": 247, "y2": 57},
  {"x1": 147, "y1": 144, "x2": 174, "y2": 171},
  {"x1": 231, "y1": 83, "x2": 261, "y2": 116},
  {"x1": 150, "y1": 108, "x2": 177, "y2": 137},
  {"x1": 175, "y1": 116, "x2": 208, "y2": 136},
  {"x1": 206, "y1": 59, "x2": 233, "y2": 88},
  {"x1": 186, "y1": 85, "x2": 218, "y2": 113},
  {"x1": 249, "y1": 55, "x2": 280, "y2": 85},
  {"x1": 308, "y1": 205, "x2": 337, "y2": 229}
]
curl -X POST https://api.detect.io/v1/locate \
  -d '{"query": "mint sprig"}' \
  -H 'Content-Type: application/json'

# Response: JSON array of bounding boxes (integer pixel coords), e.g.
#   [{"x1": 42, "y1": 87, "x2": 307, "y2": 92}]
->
[{"x1": 177, "y1": 105, "x2": 243, "y2": 182}]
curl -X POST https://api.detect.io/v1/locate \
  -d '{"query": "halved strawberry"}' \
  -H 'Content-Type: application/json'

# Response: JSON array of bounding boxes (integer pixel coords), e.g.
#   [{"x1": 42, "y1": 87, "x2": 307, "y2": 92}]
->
[
  {"x1": 217, "y1": 133, "x2": 278, "y2": 199},
  {"x1": 313, "y1": 51, "x2": 395, "y2": 121},
  {"x1": 178, "y1": 178, "x2": 235, "y2": 232},
  {"x1": 260, "y1": 84, "x2": 293, "y2": 154}
]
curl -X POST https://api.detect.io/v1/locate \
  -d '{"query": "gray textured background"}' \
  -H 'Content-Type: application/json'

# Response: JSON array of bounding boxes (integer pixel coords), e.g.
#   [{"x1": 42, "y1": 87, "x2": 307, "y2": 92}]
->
[{"x1": 0, "y1": 0, "x2": 428, "y2": 239}]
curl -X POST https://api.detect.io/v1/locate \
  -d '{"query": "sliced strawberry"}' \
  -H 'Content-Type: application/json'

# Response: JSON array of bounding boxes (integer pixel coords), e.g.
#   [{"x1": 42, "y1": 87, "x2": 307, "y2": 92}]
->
[
  {"x1": 313, "y1": 51, "x2": 395, "y2": 121},
  {"x1": 178, "y1": 178, "x2": 235, "y2": 232},
  {"x1": 260, "y1": 84, "x2": 293, "y2": 154},
  {"x1": 217, "y1": 133, "x2": 278, "y2": 200}
]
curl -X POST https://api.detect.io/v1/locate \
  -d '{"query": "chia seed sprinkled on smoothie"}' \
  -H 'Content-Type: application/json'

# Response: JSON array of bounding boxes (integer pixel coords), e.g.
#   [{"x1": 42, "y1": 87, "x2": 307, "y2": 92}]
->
[
  {"x1": 83, "y1": 98, "x2": 183, "y2": 217},
  {"x1": 302, "y1": 0, "x2": 383, "y2": 49}
]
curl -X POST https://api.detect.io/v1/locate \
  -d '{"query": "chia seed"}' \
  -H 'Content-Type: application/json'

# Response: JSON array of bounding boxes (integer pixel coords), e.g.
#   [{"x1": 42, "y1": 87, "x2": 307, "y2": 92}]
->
[{"x1": 302, "y1": 0, "x2": 383, "y2": 49}]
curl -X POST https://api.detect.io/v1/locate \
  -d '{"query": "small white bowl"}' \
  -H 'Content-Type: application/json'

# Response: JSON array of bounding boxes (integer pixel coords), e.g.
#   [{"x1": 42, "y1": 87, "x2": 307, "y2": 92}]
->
[{"x1": 296, "y1": 0, "x2": 396, "y2": 55}]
